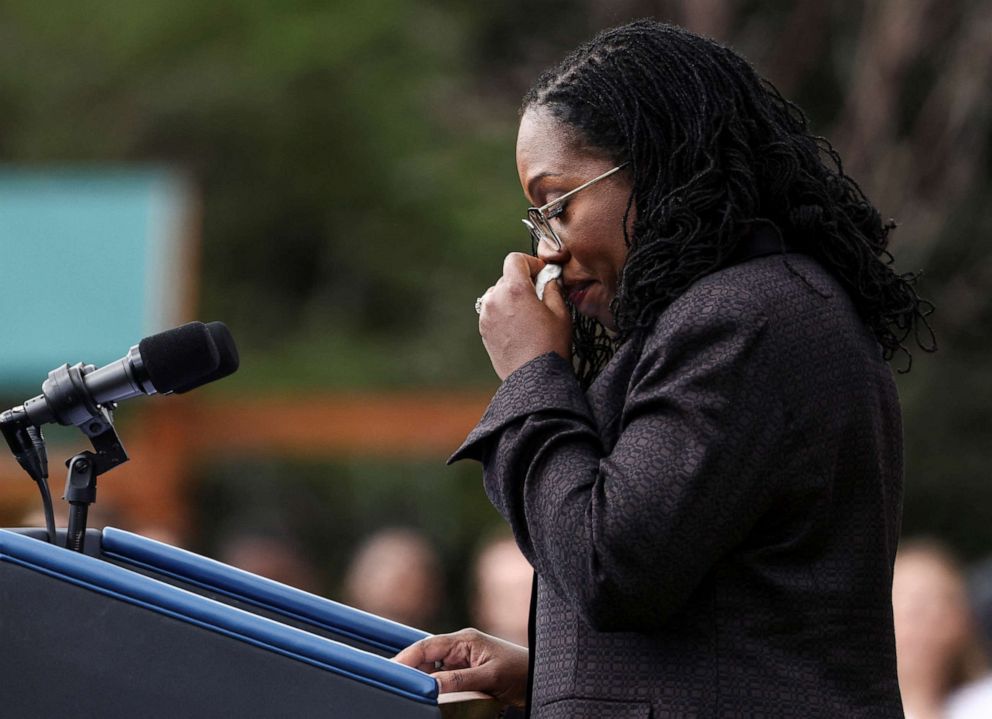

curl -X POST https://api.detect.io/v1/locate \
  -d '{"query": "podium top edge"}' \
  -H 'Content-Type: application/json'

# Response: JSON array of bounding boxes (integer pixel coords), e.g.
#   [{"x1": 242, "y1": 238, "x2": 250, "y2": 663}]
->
[{"x1": 101, "y1": 526, "x2": 430, "y2": 653}]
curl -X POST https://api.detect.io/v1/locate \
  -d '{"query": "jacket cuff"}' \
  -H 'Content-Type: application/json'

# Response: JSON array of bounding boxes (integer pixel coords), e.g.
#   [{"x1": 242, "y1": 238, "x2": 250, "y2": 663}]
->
[{"x1": 448, "y1": 352, "x2": 590, "y2": 464}]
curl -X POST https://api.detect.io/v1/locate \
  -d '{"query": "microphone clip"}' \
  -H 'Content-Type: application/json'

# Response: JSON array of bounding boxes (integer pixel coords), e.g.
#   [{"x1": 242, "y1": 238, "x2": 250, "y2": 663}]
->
[{"x1": 63, "y1": 406, "x2": 129, "y2": 553}]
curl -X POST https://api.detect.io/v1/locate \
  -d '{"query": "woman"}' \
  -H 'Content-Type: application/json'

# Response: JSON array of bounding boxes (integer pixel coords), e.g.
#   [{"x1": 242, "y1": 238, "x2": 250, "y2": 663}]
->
[{"x1": 396, "y1": 20, "x2": 933, "y2": 718}]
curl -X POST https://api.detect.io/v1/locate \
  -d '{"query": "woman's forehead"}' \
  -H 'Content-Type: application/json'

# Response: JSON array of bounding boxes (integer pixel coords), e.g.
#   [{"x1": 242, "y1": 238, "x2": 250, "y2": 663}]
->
[
  {"x1": 515, "y1": 106, "x2": 608, "y2": 191},
  {"x1": 516, "y1": 109, "x2": 578, "y2": 170}
]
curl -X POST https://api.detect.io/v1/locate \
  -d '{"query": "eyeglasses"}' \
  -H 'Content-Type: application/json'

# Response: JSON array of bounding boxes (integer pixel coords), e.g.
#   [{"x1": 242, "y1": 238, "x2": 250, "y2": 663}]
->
[{"x1": 522, "y1": 162, "x2": 629, "y2": 253}]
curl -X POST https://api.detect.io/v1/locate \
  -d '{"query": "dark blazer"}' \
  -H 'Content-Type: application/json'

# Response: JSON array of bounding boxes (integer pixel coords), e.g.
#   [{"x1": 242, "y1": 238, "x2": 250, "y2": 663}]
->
[{"x1": 452, "y1": 253, "x2": 905, "y2": 718}]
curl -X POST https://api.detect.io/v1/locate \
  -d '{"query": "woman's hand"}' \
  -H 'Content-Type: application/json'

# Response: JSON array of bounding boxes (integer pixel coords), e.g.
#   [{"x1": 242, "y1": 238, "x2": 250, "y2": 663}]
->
[
  {"x1": 479, "y1": 253, "x2": 572, "y2": 380},
  {"x1": 392, "y1": 628, "x2": 530, "y2": 708}
]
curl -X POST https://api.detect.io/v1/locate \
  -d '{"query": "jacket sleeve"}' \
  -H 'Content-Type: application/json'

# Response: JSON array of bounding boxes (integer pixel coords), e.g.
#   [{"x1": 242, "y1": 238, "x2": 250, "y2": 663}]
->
[{"x1": 450, "y1": 290, "x2": 785, "y2": 631}]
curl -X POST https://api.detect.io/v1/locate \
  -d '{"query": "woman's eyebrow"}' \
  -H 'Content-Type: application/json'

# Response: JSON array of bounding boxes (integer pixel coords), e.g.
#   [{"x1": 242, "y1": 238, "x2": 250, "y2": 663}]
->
[{"x1": 527, "y1": 171, "x2": 563, "y2": 203}]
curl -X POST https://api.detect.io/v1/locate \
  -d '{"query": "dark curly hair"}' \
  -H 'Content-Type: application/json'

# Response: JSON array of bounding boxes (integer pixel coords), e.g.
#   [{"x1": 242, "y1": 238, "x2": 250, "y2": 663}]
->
[{"x1": 522, "y1": 20, "x2": 935, "y2": 386}]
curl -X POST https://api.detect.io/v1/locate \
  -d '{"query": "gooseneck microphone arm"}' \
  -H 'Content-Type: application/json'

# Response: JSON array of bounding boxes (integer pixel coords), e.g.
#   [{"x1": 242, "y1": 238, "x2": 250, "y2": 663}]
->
[{"x1": 1, "y1": 410, "x2": 55, "y2": 543}]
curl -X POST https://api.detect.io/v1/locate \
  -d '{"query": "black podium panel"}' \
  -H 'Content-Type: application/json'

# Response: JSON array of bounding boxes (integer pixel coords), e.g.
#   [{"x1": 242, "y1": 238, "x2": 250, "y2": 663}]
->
[
  {"x1": 0, "y1": 529, "x2": 443, "y2": 718},
  {"x1": 1, "y1": 563, "x2": 437, "y2": 718}
]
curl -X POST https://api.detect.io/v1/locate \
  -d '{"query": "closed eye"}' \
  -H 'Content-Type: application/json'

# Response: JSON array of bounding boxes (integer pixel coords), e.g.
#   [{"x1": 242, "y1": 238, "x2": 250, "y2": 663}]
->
[{"x1": 545, "y1": 201, "x2": 567, "y2": 220}]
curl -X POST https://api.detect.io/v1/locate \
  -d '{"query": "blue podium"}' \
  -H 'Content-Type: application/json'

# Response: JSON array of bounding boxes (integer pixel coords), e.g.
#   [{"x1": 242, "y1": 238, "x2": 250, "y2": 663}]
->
[{"x1": 0, "y1": 528, "x2": 491, "y2": 718}]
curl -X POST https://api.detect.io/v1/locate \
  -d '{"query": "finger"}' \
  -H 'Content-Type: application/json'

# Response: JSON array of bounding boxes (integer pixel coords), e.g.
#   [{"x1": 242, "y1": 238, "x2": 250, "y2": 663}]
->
[
  {"x1": 432, "y1": 665, "x2": 497, "y2": 696},
  {"x1": 391, "y1": 642, "x2": 432, "y2": 672},
  {"x1": 477, "y1": 286, "x2": 495, "y2": 318},
  {"x1": 502, "y1": 252, "x2": 544, "y2": 281},
  {"x1": 392, "y1": 635, "x2": 460, "y2": 672},
  {"x1": 541, "y1": 277, "x2": 568, "y2": 318}
]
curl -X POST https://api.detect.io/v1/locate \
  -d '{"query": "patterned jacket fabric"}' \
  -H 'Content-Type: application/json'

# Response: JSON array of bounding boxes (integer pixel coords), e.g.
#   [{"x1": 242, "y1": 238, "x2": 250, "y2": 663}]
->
[{"x1": 451, "y1": 253, "x2": 905, "y2": 718}]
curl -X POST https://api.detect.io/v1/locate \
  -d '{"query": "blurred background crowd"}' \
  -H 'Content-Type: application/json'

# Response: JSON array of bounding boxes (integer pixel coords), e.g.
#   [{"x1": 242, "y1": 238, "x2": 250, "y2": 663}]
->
[{"x1": 1, "y1": 1, "x2": 991, "y2": 716}]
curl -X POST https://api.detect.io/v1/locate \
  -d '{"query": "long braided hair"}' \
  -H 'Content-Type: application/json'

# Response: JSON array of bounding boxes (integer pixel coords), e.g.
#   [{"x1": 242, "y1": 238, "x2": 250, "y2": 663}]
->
[{"x1": 523, "y1": 20, "x2": 935, "y2": 386}]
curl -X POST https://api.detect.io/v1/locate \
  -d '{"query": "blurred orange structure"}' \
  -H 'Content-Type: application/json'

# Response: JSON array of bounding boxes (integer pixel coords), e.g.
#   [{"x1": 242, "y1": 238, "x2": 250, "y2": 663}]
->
[{"x1": 0, "y1": 392, "x2": 490, "y2": 537}]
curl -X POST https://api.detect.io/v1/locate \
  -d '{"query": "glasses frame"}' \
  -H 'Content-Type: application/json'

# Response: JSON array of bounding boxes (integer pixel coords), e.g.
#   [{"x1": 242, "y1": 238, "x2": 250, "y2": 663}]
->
[{"x1": 523, "y1": 162, "x2": 629, "y2": 253}]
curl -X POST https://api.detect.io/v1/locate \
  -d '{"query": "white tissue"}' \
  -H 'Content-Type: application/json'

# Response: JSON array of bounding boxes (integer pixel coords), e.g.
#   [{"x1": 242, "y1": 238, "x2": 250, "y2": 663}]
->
[{"x1": 535, "y1": 263, "x2": 562, "y2": 301}]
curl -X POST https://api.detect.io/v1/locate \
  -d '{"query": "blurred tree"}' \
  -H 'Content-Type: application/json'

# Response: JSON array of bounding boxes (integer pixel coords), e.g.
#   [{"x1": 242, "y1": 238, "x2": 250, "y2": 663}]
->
[{"x1": 0, "y1": 0, "x2": 521, "y2": 388}]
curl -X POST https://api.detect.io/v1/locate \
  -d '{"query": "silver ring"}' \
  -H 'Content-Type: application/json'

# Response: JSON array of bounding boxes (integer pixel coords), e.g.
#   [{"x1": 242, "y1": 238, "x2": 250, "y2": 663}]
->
[{"x1": 475, "y1": 296, "x2": 484, "y2": 315}]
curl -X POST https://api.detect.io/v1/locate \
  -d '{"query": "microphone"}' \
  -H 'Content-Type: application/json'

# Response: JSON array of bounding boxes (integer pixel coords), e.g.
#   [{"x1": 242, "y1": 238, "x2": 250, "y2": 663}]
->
[
  {"x1": 171, "y1": 321, "x2": 240, "y2": 394},
  {"x1": 2, "y1": 321, "x2": 239, "y2": 428}
]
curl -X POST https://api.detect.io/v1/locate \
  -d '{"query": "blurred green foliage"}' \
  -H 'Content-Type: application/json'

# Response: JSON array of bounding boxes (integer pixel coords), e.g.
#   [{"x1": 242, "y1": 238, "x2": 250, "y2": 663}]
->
[{"x1": 0, "y1": 0, "x2": 531, "y2": 389}]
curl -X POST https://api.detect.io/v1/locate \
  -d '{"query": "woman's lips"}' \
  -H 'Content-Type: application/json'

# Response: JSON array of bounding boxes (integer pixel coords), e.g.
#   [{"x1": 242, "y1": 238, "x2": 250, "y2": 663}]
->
[
  {"x1": 565, "y1": 278, "x2": 616, "y2": 328},
  {"x1": 566, "y1": 281, "x2": 595, "y2": 308}
]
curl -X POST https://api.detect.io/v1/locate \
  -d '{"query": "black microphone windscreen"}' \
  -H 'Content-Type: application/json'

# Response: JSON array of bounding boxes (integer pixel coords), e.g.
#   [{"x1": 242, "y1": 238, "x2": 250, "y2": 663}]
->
[
  {"x1": 172, "y1": 321, "x2": 239, "y2": 394},
  {"x1": 138, "y1": 322, "x2": 221, "y2": 394}
]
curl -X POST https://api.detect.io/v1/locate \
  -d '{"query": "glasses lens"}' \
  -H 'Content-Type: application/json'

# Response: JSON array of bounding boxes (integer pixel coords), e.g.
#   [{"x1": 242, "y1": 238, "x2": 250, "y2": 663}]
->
[
  {"x1": 522, "y1": 218, "x2": 540, "y2": 254},
  {"x1": 526, "y1": 209, "x2": 561, "y2": 251}
]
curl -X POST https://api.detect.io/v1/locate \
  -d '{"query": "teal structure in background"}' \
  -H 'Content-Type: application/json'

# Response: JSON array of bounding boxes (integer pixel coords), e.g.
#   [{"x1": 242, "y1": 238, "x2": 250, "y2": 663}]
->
[{"x1": 0, "y1": 169, "x2": 194, "y2": 393}]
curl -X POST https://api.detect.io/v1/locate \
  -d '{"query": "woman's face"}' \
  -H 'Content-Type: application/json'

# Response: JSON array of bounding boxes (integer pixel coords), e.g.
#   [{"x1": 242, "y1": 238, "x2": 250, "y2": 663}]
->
[
  {"x1": 892, "y1": 549, "x2": 973, "y2": 682},
  {"x1": 516, "y1": 106, "x2": 633, "y2": 330}
]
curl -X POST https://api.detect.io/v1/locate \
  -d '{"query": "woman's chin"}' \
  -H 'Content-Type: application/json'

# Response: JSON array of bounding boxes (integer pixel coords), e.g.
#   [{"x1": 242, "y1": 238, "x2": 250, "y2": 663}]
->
[
  {"x1": 568, "y1": 283, "x2": 617, "y2": 330},
  {"x1": 577, "y1": 302, "x2": 617, "y2": 331}
]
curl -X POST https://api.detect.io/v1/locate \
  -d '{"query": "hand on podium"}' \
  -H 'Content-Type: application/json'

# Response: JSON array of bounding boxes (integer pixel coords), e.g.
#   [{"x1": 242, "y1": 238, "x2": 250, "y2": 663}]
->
[{"x1": 393, "y1": 628, "x2": 529, "y2": 710}]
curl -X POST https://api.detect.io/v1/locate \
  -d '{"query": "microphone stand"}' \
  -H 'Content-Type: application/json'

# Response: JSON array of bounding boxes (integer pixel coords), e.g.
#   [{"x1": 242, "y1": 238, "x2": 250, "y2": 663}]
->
[{"x1": 63, "y1": 406, "x2": 129, "y2": 553}]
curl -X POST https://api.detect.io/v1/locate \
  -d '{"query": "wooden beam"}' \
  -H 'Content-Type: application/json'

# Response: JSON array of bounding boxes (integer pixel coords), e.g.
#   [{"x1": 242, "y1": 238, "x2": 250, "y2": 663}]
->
[{"x1": 1, "y1": 392, "x2": 493, "y2": 534}]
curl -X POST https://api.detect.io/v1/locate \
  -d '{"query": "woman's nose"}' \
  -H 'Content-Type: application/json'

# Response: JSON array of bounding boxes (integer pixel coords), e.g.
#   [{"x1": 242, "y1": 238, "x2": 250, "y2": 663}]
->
[{"x1": 537, "y1": 238, "x2": 569, "y2": 265}]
